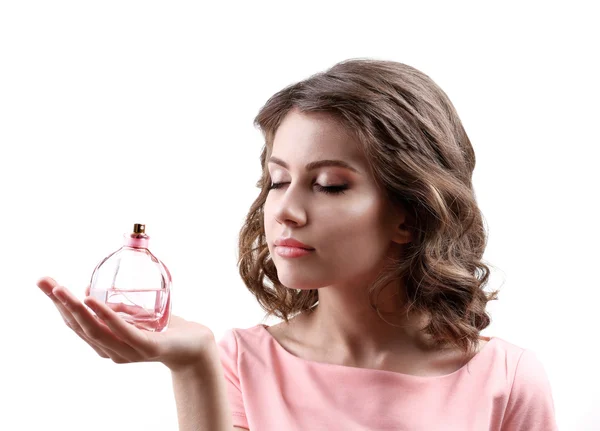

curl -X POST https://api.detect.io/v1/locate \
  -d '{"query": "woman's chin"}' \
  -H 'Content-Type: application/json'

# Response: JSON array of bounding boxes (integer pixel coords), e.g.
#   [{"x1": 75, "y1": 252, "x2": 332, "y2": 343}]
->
[{"x1": 279, "y1": 278, "x2": 322, "y2": 291}]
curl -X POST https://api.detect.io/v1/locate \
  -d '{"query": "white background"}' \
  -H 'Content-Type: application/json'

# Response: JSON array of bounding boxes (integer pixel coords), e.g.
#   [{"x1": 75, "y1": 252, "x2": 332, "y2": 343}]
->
[{"x1": 1, "y1": 1, "x2": 597, "y2": 430}]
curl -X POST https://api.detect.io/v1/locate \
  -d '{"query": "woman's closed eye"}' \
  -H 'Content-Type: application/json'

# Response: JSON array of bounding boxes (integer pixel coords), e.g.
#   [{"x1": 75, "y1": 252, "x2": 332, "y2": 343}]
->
[{"x1": 268, "y1": 182, "x2": 348, "y2": 195}]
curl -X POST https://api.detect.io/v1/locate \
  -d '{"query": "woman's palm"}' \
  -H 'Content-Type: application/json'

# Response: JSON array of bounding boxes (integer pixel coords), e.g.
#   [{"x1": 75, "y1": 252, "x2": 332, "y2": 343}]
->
[{"x1": 37, "y1": 276, "x2": 216, "y2": 370}]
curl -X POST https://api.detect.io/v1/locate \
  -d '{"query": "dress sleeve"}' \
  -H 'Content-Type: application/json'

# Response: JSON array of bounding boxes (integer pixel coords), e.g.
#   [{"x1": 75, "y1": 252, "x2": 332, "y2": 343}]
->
[
  {"x1": 501, "y1": 349, "x2": 558, "y2": 431},
  {"x1": 216, "y1": 328, "x2": 249, "y2": 429}
]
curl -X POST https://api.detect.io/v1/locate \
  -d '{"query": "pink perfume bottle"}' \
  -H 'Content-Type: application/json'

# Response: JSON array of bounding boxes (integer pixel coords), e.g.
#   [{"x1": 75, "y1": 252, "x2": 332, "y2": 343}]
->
[{"x1": 88, "y1": 223, "x2": 172, "y2": 332}]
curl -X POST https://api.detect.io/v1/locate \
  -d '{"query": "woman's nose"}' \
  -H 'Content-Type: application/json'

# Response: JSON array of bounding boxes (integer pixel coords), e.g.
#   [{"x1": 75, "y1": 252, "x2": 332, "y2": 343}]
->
[{"x1": 273, "y1": 185, "x2": 308, "y2": 226}]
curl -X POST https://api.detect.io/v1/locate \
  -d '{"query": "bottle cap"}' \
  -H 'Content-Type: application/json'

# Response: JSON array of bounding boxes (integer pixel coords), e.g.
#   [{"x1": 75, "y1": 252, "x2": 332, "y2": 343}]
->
[{"x1": 124, "y1": 223, "x2": 150, "y2": 248}]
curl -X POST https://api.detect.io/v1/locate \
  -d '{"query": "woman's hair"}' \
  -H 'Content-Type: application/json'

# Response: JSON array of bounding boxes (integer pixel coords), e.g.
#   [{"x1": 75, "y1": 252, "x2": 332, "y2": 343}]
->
[{"x1": 238, "y1": 58, "x2": 499, "y2": 355}]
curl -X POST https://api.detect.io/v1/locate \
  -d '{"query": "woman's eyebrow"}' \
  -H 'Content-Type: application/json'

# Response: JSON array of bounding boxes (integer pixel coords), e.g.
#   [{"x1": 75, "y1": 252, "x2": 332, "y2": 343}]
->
[{"x1": 268, "y1": 156, "x2": 359, "y2": 173}]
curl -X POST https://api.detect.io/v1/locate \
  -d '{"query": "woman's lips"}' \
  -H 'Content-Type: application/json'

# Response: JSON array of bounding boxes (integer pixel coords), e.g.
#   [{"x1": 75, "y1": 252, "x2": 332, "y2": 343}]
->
[
  {"x1": 275, "y1": 246, "x2": 314, "y2": 258},
  {"x1": 274, "y1": 237, "x2": 314, "y2": 249}
]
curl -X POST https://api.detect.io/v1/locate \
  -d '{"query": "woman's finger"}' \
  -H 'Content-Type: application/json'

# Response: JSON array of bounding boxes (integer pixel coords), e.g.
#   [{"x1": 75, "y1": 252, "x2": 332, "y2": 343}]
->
[
  {"x1": 71, "y1": 325, "x2": 111, "y2": 358},
  {"x1": 53, "y1": 286, "x2": 142, "y2": 360},
  {"x1": 83, "y1": 296, "x2": 159, "y2": 359},
  {"x1": 55, "y1": 308, "x2": 131, "y2": 363},
  {"x1": 48, "y1": 288, "x2": 84, "y2": 331},
  {"x1": 105, "y1": 301, "x2": 156, "y2": 319},
  {"x1": 37, "y1": 278, "x2": 133, "y2": 363},
  {"x1": 50, "y1": 290, "x2": 129, "y2": 361},
  {"x1": 37, "y1": 278, "x2": 79, "y2": 327}
]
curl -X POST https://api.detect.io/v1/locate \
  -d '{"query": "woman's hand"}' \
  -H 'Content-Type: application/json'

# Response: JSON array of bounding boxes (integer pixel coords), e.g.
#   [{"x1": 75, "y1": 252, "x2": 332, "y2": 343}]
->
[{"x1": 36, "y1": 276, "x2": 218, "y2": 371}]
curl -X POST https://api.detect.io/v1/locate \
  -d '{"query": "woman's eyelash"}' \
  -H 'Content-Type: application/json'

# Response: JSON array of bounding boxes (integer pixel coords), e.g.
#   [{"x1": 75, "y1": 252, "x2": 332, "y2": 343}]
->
[{"x1": 268, "y1": 182, "x2": 348, "y2": 195}]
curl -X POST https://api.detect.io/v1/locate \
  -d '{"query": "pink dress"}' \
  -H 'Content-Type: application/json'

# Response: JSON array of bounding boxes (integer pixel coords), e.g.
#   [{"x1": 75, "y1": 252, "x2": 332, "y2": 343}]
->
[{"x1": 217, "y1": 324, "x2": 557, "y2": 430}]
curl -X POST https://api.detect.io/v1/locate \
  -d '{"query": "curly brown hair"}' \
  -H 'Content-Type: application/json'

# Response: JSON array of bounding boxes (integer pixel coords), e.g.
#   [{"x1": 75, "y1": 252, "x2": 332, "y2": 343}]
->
[{"x1": 238, "y1": 58, "x2": 499, "y2": 356}]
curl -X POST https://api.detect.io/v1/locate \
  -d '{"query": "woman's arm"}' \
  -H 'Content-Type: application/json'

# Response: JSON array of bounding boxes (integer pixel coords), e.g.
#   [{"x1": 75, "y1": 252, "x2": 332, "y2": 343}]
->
[
  {"x1": 170, "y1": 338, "x2": 235, "y2": 431},
  {"x1": 501, "y1": 349, "x2": 558, "y2": 430}
]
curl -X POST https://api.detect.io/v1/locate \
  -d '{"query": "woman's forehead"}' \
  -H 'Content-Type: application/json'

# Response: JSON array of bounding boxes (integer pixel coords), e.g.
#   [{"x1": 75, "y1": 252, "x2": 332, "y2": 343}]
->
[{"x1": 272, "y1": 112, "x2": 365, "y2": 164}]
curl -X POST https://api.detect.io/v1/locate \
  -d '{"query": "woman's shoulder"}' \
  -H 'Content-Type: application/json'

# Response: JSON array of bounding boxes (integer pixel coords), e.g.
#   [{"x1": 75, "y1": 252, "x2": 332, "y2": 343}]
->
[
  {"x1": 216, "y1": 324, "x2": 270, "y2": 357},
  {"x1": 217, "y1": 323, "x2": 549, "y2": 382}
]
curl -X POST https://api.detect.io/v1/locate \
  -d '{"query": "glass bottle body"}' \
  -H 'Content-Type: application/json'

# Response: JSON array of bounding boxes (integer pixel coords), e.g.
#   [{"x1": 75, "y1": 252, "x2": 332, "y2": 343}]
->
[{"x1": 89, "y1": 245, "x2": 172, "y2": 332}]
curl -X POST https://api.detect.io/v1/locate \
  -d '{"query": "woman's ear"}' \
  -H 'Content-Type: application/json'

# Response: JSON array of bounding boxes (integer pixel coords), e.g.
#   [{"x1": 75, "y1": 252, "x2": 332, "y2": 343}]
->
[
  {"x1": 392, "y1": 222, "x2": 413, "y2": 245},
  {"x1": 390, "y1": 201, "x2": 414, "y2": 245}
]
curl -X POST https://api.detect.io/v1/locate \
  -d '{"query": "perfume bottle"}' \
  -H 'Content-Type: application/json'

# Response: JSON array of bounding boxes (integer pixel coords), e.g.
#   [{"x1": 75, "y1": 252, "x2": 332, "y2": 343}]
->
[{"x1": 88, "y1": 223, "x2": 172, "y2": 332}]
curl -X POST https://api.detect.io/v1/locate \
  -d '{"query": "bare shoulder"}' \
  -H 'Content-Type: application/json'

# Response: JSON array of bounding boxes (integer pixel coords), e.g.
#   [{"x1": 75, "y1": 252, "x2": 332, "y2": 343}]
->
[
  {"x1": 267, "y1": 316, "x2": 491, "y2": 376},
  {"x1": 264, "y1": 315, "x2": 307, "y2": 350}
]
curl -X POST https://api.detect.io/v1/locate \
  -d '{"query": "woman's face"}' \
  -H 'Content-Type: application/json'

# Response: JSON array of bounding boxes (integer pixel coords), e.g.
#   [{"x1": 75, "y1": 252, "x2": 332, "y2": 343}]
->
[{"x1": 264, "y1": 109, "x2": 411, "y2": 291}]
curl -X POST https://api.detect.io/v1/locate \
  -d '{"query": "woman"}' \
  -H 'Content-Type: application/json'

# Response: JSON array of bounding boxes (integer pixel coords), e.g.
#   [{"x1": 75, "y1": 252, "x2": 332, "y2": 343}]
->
[{"x1": 37, "y1": 58, "x2": 557, "y2": 430}]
